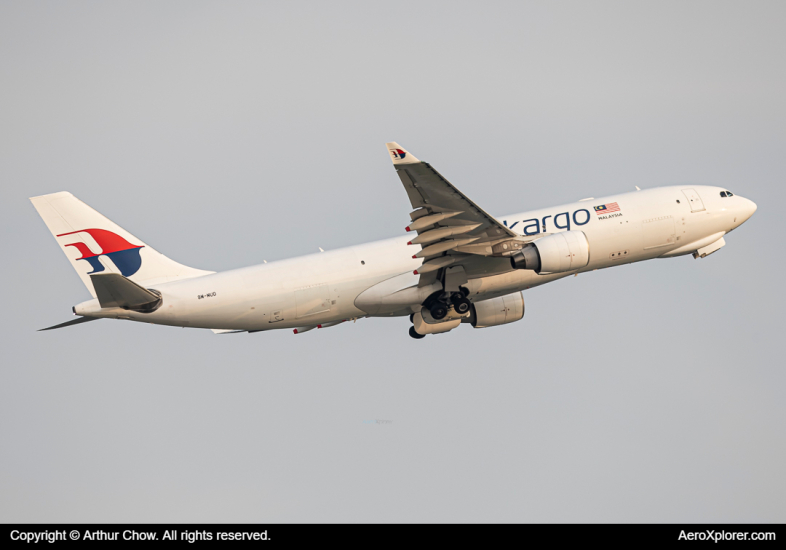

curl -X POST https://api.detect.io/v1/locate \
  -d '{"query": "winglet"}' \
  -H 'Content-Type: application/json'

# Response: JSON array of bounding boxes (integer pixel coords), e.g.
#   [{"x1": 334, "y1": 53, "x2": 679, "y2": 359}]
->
[{"x1": 385, "y1": 142, "x2": 420, "y2": 165}]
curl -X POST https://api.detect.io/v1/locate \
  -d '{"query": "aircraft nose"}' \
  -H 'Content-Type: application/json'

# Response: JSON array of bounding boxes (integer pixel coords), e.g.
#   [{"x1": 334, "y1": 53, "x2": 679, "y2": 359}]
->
[{"x1": 740, "y1": 197, "x2": 757, "y2": 222}]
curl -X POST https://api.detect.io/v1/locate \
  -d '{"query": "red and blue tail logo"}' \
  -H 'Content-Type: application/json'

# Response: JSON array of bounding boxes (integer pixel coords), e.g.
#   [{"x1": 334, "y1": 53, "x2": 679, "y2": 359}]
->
[
  {"x1": 57, "y1": 229, "x2": 144, "y2": 277},
  {"x1": 390, "y1": 148, "x2": 407, "y2": 160}
]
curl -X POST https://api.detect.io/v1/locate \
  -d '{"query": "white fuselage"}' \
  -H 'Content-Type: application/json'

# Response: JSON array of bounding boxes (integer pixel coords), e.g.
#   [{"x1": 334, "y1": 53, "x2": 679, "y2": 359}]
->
[{"x1": 74, "y1": 185, "x2": 756, "y2": 331}]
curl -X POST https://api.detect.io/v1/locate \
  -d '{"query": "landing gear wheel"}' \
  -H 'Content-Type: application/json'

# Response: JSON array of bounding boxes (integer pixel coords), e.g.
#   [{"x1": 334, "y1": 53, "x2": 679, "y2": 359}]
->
[
  {"x1": 451, "y1": 295, "x2": 471, "y2": 315},
  {"x1": 430, "y1": 303, "x2": 448, "y2": 320},
  {"x1": 409, "y1": 326, "x2": 426, "y2": 339},
  {"x1": 459, "y1": 286, "x2": 470, "y2": 298},
  {"x1": 409, "y1": 312, "x2": 415, "y2": 322}
]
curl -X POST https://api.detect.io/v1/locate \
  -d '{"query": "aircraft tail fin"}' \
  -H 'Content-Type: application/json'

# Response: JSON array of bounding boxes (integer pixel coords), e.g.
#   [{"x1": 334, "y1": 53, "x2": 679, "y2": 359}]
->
[{"x1": 30, "y1": 192, "x2": 213, "y2": 298}]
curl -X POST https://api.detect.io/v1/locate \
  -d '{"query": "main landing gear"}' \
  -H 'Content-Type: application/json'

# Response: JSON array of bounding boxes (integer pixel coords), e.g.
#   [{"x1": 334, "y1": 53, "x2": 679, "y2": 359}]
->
[
  {"x1": 450, "y1": 293, "x2": 471, "y2": 315},
  {"x1": 408, "y1": 287, "x2": 471, "y2": 339},
  {"x1": 428, "y1": 287, "x2": 470, "y2": 319}
]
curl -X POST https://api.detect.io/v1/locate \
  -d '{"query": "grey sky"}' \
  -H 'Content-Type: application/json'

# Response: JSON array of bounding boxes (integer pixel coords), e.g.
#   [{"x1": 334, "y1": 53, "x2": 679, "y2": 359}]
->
[{"x1": 1, "y1": 1, "x2": 784, "y2": 522}]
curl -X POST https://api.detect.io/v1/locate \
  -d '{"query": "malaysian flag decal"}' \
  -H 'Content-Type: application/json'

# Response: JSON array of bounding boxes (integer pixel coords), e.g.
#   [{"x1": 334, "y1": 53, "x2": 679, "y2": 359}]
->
[{"x1": 594, "y1": 202, "x2": 620, "y2": 215}]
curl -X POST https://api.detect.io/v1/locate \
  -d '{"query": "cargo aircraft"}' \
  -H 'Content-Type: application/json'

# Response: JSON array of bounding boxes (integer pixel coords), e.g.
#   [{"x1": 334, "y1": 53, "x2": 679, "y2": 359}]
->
[{"x1": 32, "y1": 143, "x2": 756, "y2": 338}]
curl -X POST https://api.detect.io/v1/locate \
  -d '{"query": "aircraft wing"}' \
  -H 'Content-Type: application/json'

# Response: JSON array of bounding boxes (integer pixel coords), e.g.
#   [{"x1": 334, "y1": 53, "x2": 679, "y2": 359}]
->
[{"x1": 386, "y1": 142, "x2": 529, "y2": 287}]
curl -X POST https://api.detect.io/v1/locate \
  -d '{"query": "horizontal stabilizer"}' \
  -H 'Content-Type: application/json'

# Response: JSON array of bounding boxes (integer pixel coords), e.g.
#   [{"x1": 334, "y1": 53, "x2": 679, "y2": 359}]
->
[
  {"x1": 90, "y1": 273, "x2": 162, "y2": 311},
  {"x1": 39, "y1": 316, "x2": 99, "y2": 331}
]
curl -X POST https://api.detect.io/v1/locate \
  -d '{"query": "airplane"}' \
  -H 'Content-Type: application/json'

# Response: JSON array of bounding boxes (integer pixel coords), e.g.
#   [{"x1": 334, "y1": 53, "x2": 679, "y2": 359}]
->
[{"x1": 31, "y1": 142, "x2": 757, "y2": 339}]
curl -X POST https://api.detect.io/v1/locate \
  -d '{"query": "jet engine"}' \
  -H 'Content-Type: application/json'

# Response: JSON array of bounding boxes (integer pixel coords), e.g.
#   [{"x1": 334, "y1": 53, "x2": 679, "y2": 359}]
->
[
  {"x1": 510, "y1": 231, "x2": 590, "y2": 274},
  {"x1": 464, "y1": 292, "x2": 525, "y2": 328}
]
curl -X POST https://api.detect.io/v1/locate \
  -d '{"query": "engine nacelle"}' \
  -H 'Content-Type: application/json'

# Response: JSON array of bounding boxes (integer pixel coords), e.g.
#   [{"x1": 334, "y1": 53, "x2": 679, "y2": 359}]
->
[
  {"x1": 510, "y1": 231, "x2": 590, "y2": 274},
  {"x1": 413, "y1": 311, "x2": 461, "y2": 335},
  {"x1": 465, "y1": 292, "x2": 525, "y2": 328}
]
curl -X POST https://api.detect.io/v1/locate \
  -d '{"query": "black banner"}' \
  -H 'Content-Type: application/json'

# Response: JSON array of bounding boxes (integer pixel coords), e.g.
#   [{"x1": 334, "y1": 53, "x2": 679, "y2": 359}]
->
[{"x1": 2, "y1": 524, "x2": 783, "y2": 545}]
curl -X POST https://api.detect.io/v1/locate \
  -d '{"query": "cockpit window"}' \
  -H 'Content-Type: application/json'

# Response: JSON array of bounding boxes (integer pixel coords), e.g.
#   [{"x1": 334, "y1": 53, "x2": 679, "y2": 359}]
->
[
  {"x1": 720, "y1": 191, "x2": 734, "y2": 198},
  {"x1": 720, "y1": 191, "x2": 727, "y2": 197}
]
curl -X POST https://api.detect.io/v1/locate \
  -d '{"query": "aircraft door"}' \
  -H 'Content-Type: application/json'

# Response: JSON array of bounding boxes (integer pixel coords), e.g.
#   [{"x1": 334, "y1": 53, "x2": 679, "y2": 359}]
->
[{"x1": 682, "y1": 188, "x2": 706, "y2": 212}]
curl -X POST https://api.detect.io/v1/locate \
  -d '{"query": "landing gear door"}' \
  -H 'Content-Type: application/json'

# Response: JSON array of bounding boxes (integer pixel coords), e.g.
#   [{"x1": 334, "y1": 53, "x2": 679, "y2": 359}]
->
[{"x1": 682, "y1": 188, "x2": 706, "y2": 212}]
